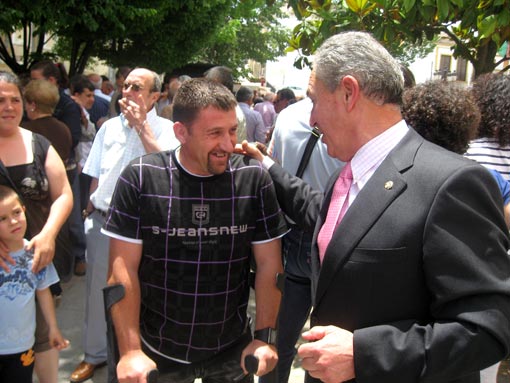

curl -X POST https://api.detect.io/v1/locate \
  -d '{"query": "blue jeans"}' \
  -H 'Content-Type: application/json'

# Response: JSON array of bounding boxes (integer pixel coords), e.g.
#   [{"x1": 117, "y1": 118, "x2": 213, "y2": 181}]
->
[{"x1": 260, "y1": 227, "x2": 312, "y2": 383}]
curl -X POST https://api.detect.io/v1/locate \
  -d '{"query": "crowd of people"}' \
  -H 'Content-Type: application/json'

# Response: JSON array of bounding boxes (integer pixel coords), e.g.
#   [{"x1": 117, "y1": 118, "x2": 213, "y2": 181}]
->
[{"x1": 0, "y1": 30, "x2": 510, "y2": 383}]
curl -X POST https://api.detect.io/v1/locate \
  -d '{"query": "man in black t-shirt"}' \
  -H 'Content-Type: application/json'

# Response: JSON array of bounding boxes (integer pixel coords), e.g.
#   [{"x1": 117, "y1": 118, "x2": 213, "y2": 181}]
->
[{"x1": 104, "y1": 79, "x2": 287, "y2": 382}]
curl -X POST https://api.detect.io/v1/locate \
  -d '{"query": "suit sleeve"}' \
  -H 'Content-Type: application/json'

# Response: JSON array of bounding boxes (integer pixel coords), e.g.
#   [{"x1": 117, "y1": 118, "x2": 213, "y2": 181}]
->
[
  {"x1": 269, "y1": 162, "x2": 329, "y2": 233},
  {"x1": 59, "y1": 97, "x2": 82, "y2": 149},
  {"x1": 353, "y1": 164, "x2": 510, "y2": 383}
]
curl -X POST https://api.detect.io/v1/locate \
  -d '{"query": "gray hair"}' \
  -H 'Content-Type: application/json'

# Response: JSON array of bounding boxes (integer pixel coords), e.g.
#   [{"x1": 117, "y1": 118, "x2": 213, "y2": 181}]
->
[
  {"x1": 0, "y1": 71, "x2": 22, "y2": 95},
  {"x1": 150, "y1": 70, "x2": 161, "y2": 93},
  {"x1": 236, "y1": 86, "x2": 253, "y2": 103},
  {"x1": 314, "y1": 31, "x2": 404, "y2": 105},
  {"x1": 204, "y1": 66, "x2": 234, "y2": 93},
  {"x1": 263, "y1": 92, "x2": 275, "y2": 102},
  {"x1": 177, "y1": 75, "x2": 191, "y2": 83}
]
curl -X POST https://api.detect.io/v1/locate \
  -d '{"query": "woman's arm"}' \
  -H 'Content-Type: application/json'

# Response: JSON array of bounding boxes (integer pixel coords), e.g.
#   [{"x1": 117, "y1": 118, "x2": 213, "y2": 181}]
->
[{"x1": 27, "y1": 145, "x2": 73, "y2": 273}]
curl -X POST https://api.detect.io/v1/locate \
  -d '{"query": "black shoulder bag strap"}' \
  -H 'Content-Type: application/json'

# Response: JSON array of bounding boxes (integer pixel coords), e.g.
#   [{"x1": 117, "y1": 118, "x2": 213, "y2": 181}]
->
[
  {"x1": 295, "y1": 126, "x2": 321, "y2": 178},
  {"x1": 0, "y1": 133, "x2": 48, "y2": 197},
  {"x1": 0, "y1": 160, "x2": 22, "y2": 195}
]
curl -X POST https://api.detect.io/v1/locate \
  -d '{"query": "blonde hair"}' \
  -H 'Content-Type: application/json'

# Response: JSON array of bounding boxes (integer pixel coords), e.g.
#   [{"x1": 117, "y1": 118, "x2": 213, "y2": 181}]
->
[{"x1": 24, "y1": 79, "x2": 60, "y2": 114}]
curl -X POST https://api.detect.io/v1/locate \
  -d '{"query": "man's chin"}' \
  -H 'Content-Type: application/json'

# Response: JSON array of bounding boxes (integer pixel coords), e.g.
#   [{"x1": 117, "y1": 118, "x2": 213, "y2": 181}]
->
[
  {"x1": 208, "y1": 164, "x2": 228, "y2": 175},
  {"x1": 208, "y1": 154, "x2": 230, "y2": 174}
]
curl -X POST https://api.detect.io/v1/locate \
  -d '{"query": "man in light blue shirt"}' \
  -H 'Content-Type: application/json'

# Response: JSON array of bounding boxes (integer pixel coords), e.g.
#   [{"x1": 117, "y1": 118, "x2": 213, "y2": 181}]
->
[
  {"x1": 237, "y1": 86, "x2": 266, "y2": 143},
  {"x1": 70, "y1": 68, "x2": 180, "y2": 383}
]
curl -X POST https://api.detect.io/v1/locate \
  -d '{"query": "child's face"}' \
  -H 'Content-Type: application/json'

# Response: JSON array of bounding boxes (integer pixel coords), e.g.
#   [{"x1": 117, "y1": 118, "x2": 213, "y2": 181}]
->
[{"x1": 0, "y1": 195, "x2": 26, "y2": 244}]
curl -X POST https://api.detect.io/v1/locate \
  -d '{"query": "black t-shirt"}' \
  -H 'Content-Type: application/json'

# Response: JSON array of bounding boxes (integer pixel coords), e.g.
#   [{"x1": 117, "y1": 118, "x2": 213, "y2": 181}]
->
[{"x1": 104, "y1": 150, "x2": 287, "y2": 362}]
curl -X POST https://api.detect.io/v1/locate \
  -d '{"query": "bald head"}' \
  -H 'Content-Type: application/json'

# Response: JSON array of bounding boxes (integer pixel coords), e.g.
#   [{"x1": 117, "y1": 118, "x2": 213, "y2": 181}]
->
[
  {"x1": 128, "y1": 68, "x2": 161, "y2": 93},
  {"x1": 87, "y1": 73, "x2": 102, "y2": 89}
]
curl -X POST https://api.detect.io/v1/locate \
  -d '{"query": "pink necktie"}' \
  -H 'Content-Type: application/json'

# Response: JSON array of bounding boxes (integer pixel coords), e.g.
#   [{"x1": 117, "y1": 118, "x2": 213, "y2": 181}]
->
[{"x1": 317, "y1": 162, "x2": 353, "y2": 263}]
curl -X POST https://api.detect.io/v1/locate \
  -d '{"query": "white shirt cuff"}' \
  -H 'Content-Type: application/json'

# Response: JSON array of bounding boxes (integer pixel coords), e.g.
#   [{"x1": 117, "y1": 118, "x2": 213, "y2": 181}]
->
[{"x1": 262, "y1": 155, "x2": 275, "y2": 170}]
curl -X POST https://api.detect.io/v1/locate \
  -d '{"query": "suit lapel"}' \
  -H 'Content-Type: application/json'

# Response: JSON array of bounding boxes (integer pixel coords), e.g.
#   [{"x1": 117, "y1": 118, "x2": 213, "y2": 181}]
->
[{"x1": 314, "y1": 129, "x2": 423, "y2": 306}]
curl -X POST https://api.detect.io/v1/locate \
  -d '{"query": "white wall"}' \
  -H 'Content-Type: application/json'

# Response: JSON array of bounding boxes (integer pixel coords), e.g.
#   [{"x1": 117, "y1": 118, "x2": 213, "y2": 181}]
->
[{"x1": 265, "y1": 50, "x2": 311, "y2": 94}]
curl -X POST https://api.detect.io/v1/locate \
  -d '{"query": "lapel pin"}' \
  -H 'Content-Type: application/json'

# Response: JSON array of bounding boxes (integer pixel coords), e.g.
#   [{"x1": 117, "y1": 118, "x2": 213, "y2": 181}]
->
[{"x1": 384, "y1": 181, "x2": 394, "y2": 190}]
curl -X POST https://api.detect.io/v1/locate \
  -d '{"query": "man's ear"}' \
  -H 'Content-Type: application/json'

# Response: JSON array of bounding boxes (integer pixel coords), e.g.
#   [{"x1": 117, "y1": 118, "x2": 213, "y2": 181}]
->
[
  {"x1": 149, "y1": 91, "x2": 160, "y2": 108},
  {"x1": 47, "y1": 76, "x2": 58, "y2": 86},
  {"x1": 340, "y1": 75, "x2": 360, "y2": 112},
  {"x1": 173, "y1": 121, "x2": 188, "y2": 145}
]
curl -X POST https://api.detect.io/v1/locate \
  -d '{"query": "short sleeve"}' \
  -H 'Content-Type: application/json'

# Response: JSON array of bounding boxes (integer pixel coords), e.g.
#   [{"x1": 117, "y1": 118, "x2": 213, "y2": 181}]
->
[
  {"x1": 102, "y1": 157, "x2": 142, "y2": 241},
  {"x1": 36, "y1": 262, "x2": 59, "y2": 290}
]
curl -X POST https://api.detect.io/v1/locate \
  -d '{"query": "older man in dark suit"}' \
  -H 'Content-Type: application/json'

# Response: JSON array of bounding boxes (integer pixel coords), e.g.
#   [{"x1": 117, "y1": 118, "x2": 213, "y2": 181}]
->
[{"x1": 240, "y1": 31, "x2": 510, "y2": 383}]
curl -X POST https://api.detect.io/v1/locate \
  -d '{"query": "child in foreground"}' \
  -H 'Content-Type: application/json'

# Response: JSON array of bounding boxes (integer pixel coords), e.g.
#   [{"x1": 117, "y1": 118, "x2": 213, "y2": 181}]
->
[{"x1": 0, "y1": 185, "x2": 69, "y2": 382}]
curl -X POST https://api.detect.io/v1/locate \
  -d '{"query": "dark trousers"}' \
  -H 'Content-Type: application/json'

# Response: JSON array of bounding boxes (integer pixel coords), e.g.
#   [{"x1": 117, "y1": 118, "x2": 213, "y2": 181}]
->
[
  {"x1": 66, "y1": 167, "x2": 86, "y2": 264},
  {"x1": 142, "y1": 327, "x2": 253, "y2": 383},
  {"x1": 260, "y1": 227, "x2": 313, "y2": 383},
  {"x1": 0, "y1": 348, "x2": 35, "y2": 383}
]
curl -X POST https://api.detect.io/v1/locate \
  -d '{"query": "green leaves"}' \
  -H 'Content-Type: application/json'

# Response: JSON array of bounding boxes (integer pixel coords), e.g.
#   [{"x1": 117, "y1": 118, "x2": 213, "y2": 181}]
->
[
  {"x1": 436, "y1": 0, "x2": 450, "y2": 20},
  {"x1": 402, "y1": 0, "x2": 416, "y2": 12},
  {"x1": 479, "y1": 14, "x2": 497, "y2": 39},
  {"x1": 288, "y1": 0, "x2": 510, "y2": 76}
]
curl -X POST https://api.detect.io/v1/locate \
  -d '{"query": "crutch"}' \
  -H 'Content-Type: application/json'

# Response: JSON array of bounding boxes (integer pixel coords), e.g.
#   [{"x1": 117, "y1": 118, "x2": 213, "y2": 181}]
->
[
  {"x1": 103, "y1": 283, "x2": 159, "y2": 383},
  {"x1": 238, "y1": 272, "x2": 284, "y2": 382}
]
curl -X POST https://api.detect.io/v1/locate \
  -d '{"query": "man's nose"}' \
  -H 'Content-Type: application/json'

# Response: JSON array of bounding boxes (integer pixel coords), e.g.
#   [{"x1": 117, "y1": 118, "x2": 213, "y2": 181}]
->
[{"x1": 219, "y1": 133, "x2": 235, "y2": 151}]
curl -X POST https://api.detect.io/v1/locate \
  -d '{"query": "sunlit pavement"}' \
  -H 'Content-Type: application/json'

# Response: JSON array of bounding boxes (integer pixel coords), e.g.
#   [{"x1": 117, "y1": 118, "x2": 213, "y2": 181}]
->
[
  {"x1": 49, "y1": 274, "x2": 509, "y2": 383},
  {"x1": 49, "y1": 275, "x2": 306, "y2": 383}
]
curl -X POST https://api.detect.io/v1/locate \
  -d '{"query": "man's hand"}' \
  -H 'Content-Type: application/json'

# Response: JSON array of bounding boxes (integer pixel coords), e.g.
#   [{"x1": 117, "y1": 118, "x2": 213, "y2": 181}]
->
[
  {"x1": 116, "y1": 350, "x2": 157, "y2": 383},
  {"x1": 26, "y1": 233, "x2": 55, "y2": 273},
  {"x1": 234, "y1": 140, "x2": 266, "y2": 162},
  {"x1": 119, "y1": 92, "x2": 149, "y2": 132},
  {"x1": 0, "y1": 240, "x2": 15, "y2": 272},
  {"x1": 240, "y1": 339, "x2": 278, "y2": 376},
  {"x1": 298, "y1": 325, "x2": 355, "y2": 383}
]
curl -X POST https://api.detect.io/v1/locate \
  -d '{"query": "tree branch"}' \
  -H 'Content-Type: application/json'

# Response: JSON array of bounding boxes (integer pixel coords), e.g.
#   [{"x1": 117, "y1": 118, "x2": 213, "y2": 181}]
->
[
  {"x1": 441, "y1": 27, "x2": 476, "y2": 63},
  {"x1": 23, "y1": 20, "x2": 30, "y2": 68},
  {"x1": 0, "y1": 34, "x2": 22, "y2": 73},
  {"x1": 495, "y1": 55, "x2": 509, "y2": 67}
]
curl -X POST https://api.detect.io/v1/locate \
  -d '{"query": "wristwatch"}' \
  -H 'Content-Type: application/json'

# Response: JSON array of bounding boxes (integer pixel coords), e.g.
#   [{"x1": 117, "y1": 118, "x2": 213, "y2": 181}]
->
[
  {"x1": 254, "y1": 327, "x2": 277, "y2": 345},
  {"x1": 81, "y1": 208, "x2": 94, "y2": 219}
]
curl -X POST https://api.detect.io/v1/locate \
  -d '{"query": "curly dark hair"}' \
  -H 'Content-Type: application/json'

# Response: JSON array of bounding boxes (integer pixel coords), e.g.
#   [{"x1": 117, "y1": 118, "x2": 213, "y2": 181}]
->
[
  {"x1": 471, "y1": 73, "x2": 510, "y2": 146},
  {"x1": 402, "y1": 80, "x2": 480, "y2": 154}
]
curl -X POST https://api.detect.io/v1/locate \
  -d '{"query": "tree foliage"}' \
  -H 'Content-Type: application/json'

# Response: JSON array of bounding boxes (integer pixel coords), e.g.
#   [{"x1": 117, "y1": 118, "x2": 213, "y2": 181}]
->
[
  {"x1": 0, "y1": 1, "x2": 290, "y2": 77},
  {"x1": 192, "y1": 0, "x2": 291, "y2": 78},
  {"x1": 288, "y1": 0, "x2": 510, "y2": 76},
  {"x1": 0, "y1": 0, "x2": 57, "y2": 74},
  {"x1": 54, "y1": 1, "x2": 234, "y2": 75}
]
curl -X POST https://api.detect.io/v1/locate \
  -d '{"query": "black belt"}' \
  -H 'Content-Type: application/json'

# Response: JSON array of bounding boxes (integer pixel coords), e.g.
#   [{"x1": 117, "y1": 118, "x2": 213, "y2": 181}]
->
[
  {"x1": 83, "y1": 208, "x2": 108, "y2": 219},
  {"x1": 96, "y1": 209, "x2": 108, "y2": 218}
]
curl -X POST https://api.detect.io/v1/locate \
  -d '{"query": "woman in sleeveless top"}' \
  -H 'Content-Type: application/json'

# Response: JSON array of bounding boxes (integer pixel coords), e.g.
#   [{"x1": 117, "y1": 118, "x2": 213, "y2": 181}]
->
[{"x1": 0, "y1": 71, "x2": 72, "y2": 382}]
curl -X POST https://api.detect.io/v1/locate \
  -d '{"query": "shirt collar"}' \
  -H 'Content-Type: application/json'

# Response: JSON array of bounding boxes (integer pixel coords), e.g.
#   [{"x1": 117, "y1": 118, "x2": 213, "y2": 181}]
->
[{"x1": 351, "y1": 119, "x2": 409, "y2": 185}]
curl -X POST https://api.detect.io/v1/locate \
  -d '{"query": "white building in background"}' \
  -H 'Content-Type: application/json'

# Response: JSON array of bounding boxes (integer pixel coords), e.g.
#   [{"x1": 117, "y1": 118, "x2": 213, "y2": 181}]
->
[
  {"x1": 261, "y1": 33, "x2": 509, "y2": 93},
  {"x1": 0, "y1": 29, "x2": 112, "y2": 78},
  {"x1": 265, "y1": 50, "x2": 311, "y2": 97},
  {"x1": 240, "y1": 52, "x2": 311, "y2": 98},
  {"x1": 410, "y1": 34, "x2": 509, "y2": 85}
]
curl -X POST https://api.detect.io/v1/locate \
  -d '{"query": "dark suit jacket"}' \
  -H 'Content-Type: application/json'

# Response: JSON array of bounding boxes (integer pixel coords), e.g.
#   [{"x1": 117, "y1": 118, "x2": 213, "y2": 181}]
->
[{"x1": 269, "y1": 128, "x2": 510, "y2": 383}]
